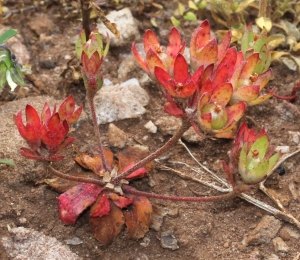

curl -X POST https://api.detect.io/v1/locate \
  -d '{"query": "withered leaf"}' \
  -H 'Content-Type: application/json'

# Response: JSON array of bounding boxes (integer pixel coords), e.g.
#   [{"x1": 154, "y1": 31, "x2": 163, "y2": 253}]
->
[
  {"x1": 90, "y1": 201, "x2": 125, "y2": 246},
  {"x1": 123, "y1": 194, "x2": 152, "y2": 240},
  {"x1": 74, "y1": 147, "x2": 114, "y2": 175},
  {"x1": 40, "y1": 172, "x2": 96, "y2": 193}
]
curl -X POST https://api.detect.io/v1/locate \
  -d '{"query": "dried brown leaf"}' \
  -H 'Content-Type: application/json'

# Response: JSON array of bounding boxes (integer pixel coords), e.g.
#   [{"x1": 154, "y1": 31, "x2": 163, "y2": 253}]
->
[
  {"x1": 74, "y1": 147, "x2": 114, "y2": 175},
  {"x1": 123, "y1": 194, "x2": 152, "y2": 240},
  {"x1": 40, "y1": 172, "x2": 96, "y2": 193},
  {"x1": 90, "y1": 201, "x2": 125, "y2": 246}
]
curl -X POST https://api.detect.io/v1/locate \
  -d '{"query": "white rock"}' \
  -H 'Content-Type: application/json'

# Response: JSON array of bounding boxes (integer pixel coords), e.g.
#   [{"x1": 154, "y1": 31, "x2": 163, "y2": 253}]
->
[
  {"x1": 97, "y1": 8, "x2": 140, "y2": 47},
  {"x1": 94, "y1": 79, "x2": 149, "y2": 124},
  {"x1": 144, "y1": 121, "x2": 157, "y2": 133},
  {"x1": 275, "y1": 146, "x2": 290, "y2": 153},
  {"x1": 2, "y1": 227, "x2": 81, "y2": 260}
]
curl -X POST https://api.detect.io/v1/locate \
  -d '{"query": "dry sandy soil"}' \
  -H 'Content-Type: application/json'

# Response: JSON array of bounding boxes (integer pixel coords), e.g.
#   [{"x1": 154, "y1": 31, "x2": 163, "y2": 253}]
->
[{"x1": 0, "y1": 1, "x2": 300, "y2": 259}]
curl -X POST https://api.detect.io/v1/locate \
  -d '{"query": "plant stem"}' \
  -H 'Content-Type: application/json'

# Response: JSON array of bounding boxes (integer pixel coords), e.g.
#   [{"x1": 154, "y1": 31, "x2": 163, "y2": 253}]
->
[
  {"x1": 80, "y1": 0, "x2": 91, "y2": 40},
  {"x1": 87, "y1": 92, "x2": 109, "y2": 172},
  {"x1": 123, "y1": 184, "x2": 251, "y2": 202},
  {"x1": 49, "y1": 166, "x2": 106, "y2": 186},
  {"x1": 258, "y1": 0, "x2": 269, "y2": 17},
  {"x1": 112, "y1": 118, "x2": 191, "y2": 184}
]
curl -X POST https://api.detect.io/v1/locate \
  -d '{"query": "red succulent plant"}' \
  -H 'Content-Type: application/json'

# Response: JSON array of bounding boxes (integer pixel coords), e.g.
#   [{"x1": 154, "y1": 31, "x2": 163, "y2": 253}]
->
[
  {"x1": 14, "y1": 95, "x2": 82, "y2": 161},
  {"x1": 132, "y1": 27, "x2": 186, "y2": 80}
]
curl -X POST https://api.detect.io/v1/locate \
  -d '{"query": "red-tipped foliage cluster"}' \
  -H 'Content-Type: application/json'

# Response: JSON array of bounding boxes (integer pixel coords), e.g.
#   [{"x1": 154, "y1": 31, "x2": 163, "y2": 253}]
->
[
  {"x1": 14, "y1": 95, "x2": 82, "y2": 161},
  {"x1": 132, "y1": 20, "x2": 274, "y2": 138},
  {"x1": 52, "y1": 147, "x2": 153, "y2": 246}
]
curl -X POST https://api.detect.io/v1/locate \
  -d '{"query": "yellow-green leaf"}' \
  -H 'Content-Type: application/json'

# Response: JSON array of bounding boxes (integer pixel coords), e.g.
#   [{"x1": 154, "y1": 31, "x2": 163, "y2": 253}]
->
[
  {"x1": 183, "y1": 11, "x2": 197, "y2": 21},
  {"x1": 189, "y1": 0, "x2": 198, "y2": 10}
]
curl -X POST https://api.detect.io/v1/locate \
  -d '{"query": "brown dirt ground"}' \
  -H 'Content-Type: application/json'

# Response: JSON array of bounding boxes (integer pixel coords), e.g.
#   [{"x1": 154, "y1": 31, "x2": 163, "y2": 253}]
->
[{"x1": 0, "y1": 1, "x2": 300, "y2": 260}]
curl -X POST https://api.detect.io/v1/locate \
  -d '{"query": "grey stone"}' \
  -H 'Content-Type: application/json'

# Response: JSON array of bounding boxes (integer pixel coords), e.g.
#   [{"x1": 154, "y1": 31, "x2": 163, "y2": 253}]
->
[
  {"x1": 242, "y1": 215, "x2": 282, "y2": 246},
  {"x1": 2, "y1": 227, "x2": 81, "y2": 260},
  {"x1": 160, "y1": 230, "x2": 179, "y2": 250},
  {"x1": 118, "y1": 55, "x2": 137, "y2": 80},
  {"x1": 272, "y1": 237, "x2": 289, "y2": 253},
  {"x1": 97, "y1": 8, "x2": 140, "y2": 47},
  {"x1": 94, "y1": 79, "x2": 149, "y2": 124}
]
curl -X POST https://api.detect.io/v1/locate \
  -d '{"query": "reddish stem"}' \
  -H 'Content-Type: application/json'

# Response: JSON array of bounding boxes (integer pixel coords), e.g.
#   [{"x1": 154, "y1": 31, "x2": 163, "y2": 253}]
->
[
  {"x1": 112, "y1": 119, "x2": 191, "y2": 184},
  {"x1": 49, "y1": 166, "x2": 106, "y2": 186},
  {"x1": 87, "y1": 93, "x2": 110, "y2": 172},
  {"x1": 123, "y1": 184, "x2": 251, "y2": 202}
]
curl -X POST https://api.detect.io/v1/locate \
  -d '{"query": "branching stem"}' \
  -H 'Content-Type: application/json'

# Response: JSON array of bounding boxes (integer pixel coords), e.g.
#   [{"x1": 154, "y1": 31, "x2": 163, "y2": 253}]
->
[
  {"x1": 112, "y1": 118, "x2": 191, "y2": 184},
  {"x1": 123, "y1": 184, "x2": 251, "y2": 202},
  {"x1": 87, "y1": 92, "x2": 109, "y2": 172},
  {"x1": 49, "y1": 166, "x2": 106, "y2": 186}
]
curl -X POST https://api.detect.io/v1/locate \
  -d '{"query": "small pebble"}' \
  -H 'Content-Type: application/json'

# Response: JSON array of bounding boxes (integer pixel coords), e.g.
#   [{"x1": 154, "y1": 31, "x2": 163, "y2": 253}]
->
[
  {"x1": 160, "y1": 230, "x2": 179, "y2": 250},
  {"x1": 275, "y1": 146, "x2": 290, "y2": 153},
  {"x1": 65, "y1": 237, "x2": 83, "y2": 246},
  {"x1": 144, "y1": 121, "x2": 157, "y2": 133},
  {"x1": 18, "y1": 218, "x2": 27, "y2": 224},
  {"x1": 140, "y1": 237, "x2": 150, "y2": 247}
]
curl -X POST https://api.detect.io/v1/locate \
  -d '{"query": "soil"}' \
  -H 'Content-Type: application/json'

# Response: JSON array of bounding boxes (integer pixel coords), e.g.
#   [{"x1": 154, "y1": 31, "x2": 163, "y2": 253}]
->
[{"x1": 0, "y1": 1, "x2": 300, "y2": 260}]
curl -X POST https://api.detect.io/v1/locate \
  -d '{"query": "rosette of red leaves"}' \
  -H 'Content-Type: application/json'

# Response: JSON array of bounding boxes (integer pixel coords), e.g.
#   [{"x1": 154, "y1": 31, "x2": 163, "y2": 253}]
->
[
  {"x1": 14, "y1": 95, "x2": 82, "y2": 161},
  {"x1": 44, "y1": 147, "x2": 153, "y2": 246}
]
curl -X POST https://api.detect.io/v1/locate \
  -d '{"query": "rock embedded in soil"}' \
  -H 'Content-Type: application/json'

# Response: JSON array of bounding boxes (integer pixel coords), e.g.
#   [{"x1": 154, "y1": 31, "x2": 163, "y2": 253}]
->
[
  {"x1": 108, "y1": 123, "x2": 127, "y2": 148},
  {"x1": 27, "y1": 14, "x2": 55, "y2": 35},
  {"x1": 160, "y1": 230, "x2": 179, "y2": 250},
  {"x1": 97, "y1": 8, "x2": 140, "y2": 47},
  {"x1": 242, "y1": 215, "x2": 282, "y2": 246},
  {"x1": 0, "y1": 25, "x2": 30, "y2": 65},
  {"x1": 182, "y1": 126, "x2": 205, "y2": 143},
  {"x1": 272, "y1": 237, "x2": 289, "y2": 253},
  {"x1": 155, "y1": 116, "x2": 182, "y2": 136},
  {"x1": 2, "y1": 227, "x2": 81, "y2": 260},
  {"x1": 279, "y1": 226, "x2": 300, "y2": 241},
  {"x1": 94, "y1": 79, "x2": 149, "y2": 124}
]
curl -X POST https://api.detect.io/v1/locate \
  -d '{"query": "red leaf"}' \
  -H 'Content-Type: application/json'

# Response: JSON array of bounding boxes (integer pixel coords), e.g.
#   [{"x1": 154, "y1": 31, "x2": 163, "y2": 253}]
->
[
  {"x1": 115, "y1": 147, "x2": 152, "y2": 177},
  {"x1": 173, "y1": 54, "x2": 189, "y2": 84},
  {"x1": 109, "y1": 193, "x2": 133, "y2": 209},
  {"x1": 164, "y1": 102, "x2": 185, "y2": 117},
  {"x1": 132, "y1": 42, "x2": 148, "y2": 73},
  {"x1": 90, "y1": 192, "x2": 110, "y2": 217},
  {"x1": 58, "y1": 183, "x2": 104, "y2": 225},
  {"x1": 89, "y1": 201, "x2": 125, "y2": 246},
  {"x1": 167, "y1": 27, "x2": 185, "y2": 58},
  {"x1": 143, "y1": 29, "x2": 160, "y2": 53},
  {"x1": 122, "y1": 164, "x2": 148, "y2": 179}
]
